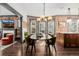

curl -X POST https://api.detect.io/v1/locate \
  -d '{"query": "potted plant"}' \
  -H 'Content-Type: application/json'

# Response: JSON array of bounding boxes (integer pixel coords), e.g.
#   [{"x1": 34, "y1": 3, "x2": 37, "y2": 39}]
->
[{"x1": 23, "y1": 32, "x2": 28, "y2": 43}]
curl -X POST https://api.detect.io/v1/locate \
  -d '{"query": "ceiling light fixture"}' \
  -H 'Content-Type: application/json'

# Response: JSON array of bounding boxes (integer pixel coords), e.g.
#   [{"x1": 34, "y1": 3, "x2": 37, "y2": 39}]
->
[
  {"x1": 37, "y1": 3, "x2": 52, "y2": 21},
  {"x1": 67, "y1": 8, "x2": 72, "y2": 22}
]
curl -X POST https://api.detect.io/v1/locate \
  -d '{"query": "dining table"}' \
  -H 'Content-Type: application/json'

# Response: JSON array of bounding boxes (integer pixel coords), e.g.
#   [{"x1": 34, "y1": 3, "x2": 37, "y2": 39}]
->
[
  {"x1": 29, "y1": 33, "x2": 56, "y2": 54},
  {"x1": 30, "y1": 33, "x2": 52, "y2": 40}
]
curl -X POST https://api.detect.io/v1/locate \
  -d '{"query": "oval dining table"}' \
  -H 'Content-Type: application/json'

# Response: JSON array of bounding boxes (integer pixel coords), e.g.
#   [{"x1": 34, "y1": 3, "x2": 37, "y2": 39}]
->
[
  {"x1": 29, "y1": 33, "x2": 55, "y2": 55},
  {"x1": 30, "y1": 33, "x2": 52, "y2": 40}
]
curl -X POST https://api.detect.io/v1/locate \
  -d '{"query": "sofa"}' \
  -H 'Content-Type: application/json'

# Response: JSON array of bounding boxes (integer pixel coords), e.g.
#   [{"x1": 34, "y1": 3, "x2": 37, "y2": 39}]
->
[{"x1": 1, "y1": 33, "x2": 13, "y2": 45}]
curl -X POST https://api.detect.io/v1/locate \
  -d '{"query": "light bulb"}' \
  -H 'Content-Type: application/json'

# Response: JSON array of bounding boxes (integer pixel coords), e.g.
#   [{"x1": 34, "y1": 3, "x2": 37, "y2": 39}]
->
[
  {"x1": 40, "y1": 15, "x2": 45, "y2": 19},
  {"x1": 48, "y1": 16, "x2": 52, "y2": 20},
  {"x1": 44, "y1": 18, "x2": 47, "y2": 21},
  {"x1": 37, "y1": 18, "x2": 40, "y2": 21}
]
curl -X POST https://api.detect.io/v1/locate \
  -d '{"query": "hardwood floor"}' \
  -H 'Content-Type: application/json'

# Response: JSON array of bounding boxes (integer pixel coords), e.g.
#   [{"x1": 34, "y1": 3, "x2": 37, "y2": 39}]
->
[
  {"x1": 1, "y1": 40, "x2": 79, "y2": 56},
  {"x1": 0, "y1": 42, "x2": 22, "y2": 56}
]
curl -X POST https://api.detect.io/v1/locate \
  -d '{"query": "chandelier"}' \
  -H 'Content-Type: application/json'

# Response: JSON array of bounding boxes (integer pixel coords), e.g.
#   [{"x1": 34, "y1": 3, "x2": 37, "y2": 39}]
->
[{"x1": 37, "y1": 3, "x2": 52, "y2": 21}]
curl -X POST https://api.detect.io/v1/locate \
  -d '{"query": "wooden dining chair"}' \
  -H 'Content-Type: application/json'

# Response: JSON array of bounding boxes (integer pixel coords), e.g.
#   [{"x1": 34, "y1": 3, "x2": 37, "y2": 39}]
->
[{"x1": 45, "y1": 34, "x2": 57, "y2": 56}]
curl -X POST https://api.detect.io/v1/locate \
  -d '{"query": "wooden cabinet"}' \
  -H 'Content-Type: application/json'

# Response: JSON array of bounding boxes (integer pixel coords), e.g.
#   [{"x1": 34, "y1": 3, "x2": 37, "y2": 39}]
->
[{"x1": 64, "y1": 34, "x2": 79, "y2": 48}]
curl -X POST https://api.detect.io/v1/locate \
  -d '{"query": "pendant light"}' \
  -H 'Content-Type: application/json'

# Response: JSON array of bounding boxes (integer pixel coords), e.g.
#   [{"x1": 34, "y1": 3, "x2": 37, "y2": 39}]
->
[
  {"x1": 68, "y1": 8, "x2": 71, "y2": 15},
  {"x1": 37, "y1": 3, "x2": 46, "y2": 21},
  {"x1": 41, "y1": 3, "x2": 46, "y2": 21},
  {"x1": 42, "y1": 3, "x2": 52, "y2": 21},
  {"x1": 67, "y1": 8, "x2": 71, "y2": 23},
  {"x1": 37, "y1": 3, "x2": 52, "y2": 21}
]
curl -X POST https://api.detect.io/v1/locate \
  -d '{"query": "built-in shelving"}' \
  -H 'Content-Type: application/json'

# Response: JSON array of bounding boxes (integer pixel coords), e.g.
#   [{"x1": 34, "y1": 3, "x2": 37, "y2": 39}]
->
[{"x1": 0, "y1": 15, "x2": 20, "y2": 41}]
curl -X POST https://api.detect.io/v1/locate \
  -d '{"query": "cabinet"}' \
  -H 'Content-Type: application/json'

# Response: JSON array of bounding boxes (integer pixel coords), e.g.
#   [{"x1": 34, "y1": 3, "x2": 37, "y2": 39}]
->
[{"x1": 64, "y1": 34, "x2": 79, "y2": 48}]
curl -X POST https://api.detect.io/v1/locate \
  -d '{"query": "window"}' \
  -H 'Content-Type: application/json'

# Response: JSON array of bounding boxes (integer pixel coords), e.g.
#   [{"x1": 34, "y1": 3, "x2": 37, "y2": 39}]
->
[
  {"x1": 30, "y1": 20, "x2": 36, "y2": 34},
  {"x1": 67, "y1": 19, "x2": 78, "y2": 32},
  {"x1": 39, "y1": 21, "x2": 45, "y2": 33},
  {"x1": 48, "y1": 20, "x2": 54, "y2": 34}
]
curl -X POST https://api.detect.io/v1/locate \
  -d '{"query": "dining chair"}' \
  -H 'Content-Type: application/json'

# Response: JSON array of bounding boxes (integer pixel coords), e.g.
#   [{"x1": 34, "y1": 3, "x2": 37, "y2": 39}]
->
[
  {"x1": 25, "y1": 34, "x2": 36, "y2": 55},
  {"x1": 45, "y1": 34, "x2": 57, "y2": 56}
]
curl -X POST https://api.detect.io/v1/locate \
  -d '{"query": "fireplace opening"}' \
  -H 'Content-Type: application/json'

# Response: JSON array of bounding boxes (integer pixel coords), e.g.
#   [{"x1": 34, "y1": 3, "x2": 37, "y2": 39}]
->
[{"x1": 4, "y1": 33, "x2": 11, "y2": 37}]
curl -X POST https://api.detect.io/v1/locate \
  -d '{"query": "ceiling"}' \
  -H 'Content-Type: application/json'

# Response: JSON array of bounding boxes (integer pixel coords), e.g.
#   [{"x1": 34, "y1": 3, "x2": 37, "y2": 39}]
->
[
  {"x1": 0, "y1": 5, "x2": 14, "y2": 15},
  {"x1": 1, "y1": 3, "x2": 79, "y2": 20}
]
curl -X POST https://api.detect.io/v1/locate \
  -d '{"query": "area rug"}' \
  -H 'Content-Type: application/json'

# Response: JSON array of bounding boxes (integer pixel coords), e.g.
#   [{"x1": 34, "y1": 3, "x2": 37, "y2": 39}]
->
[{"x1": 0, "y1": 41, "x2": 17, "y2": 50}]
